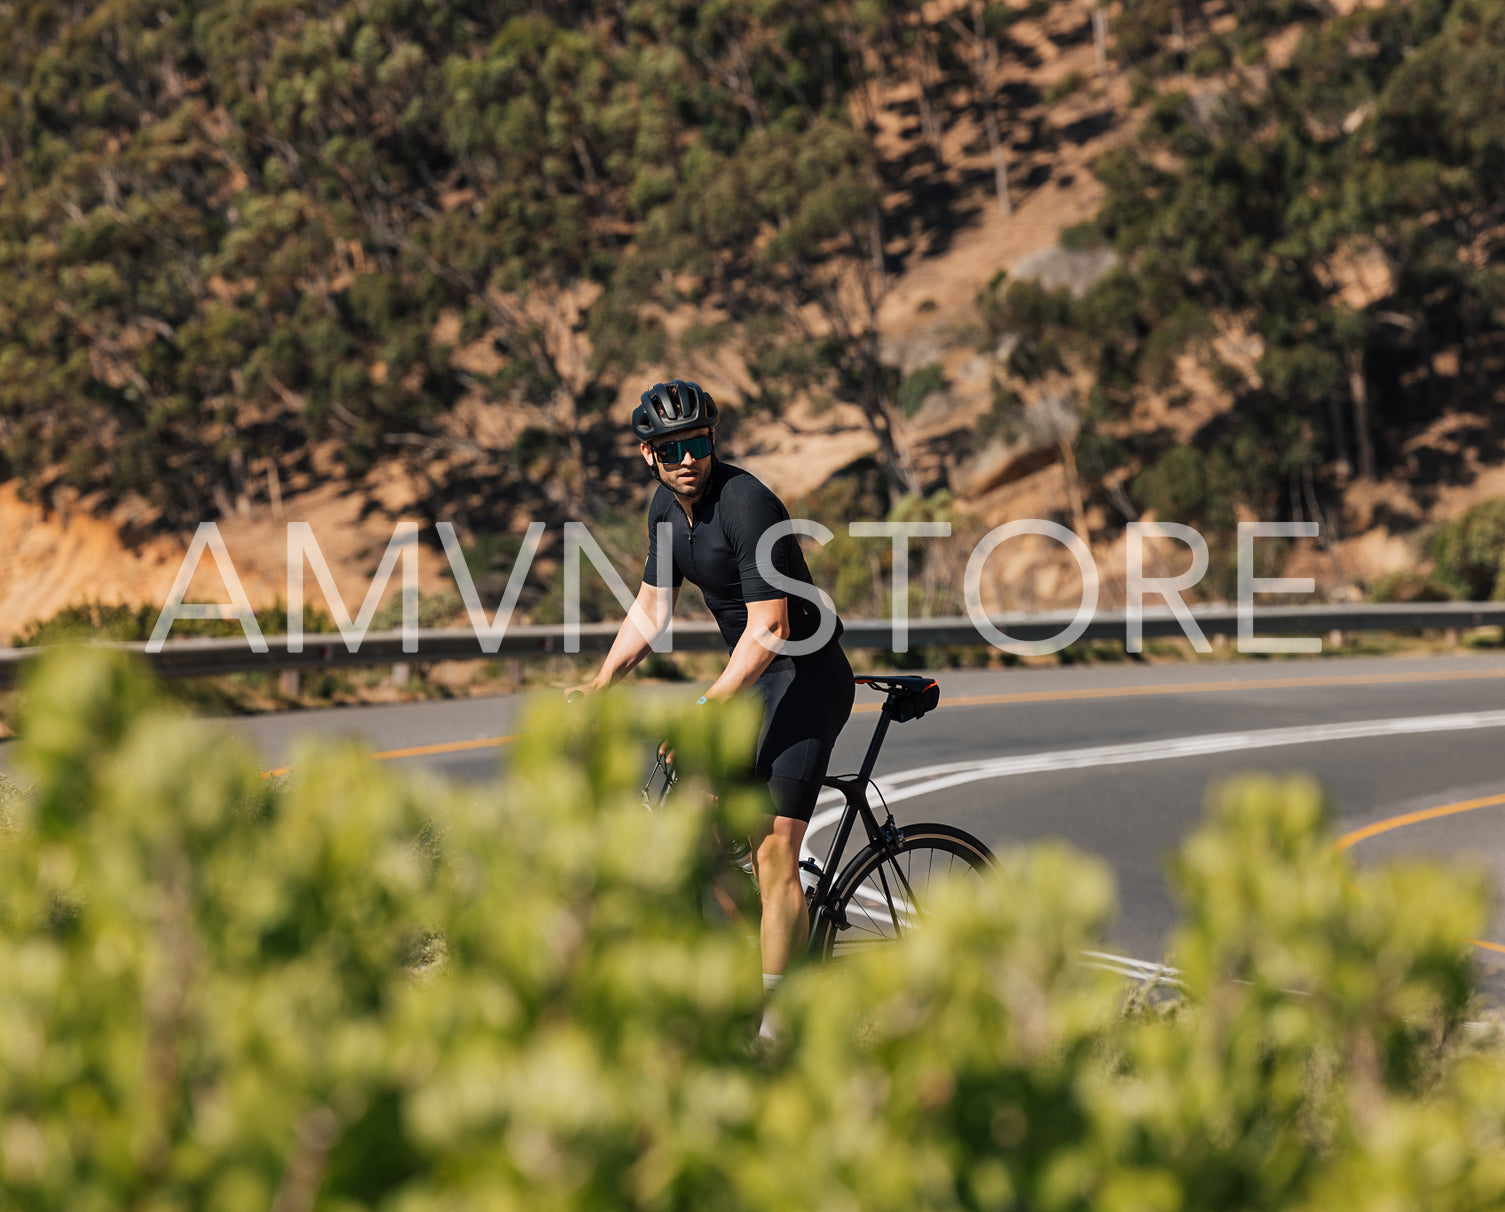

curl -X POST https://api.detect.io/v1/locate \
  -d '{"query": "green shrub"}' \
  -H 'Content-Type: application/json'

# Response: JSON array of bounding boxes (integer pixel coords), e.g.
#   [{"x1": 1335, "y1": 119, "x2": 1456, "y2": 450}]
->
[
  {"x1": 1045, "y1": 70, "x2": 1087, "y2": 103},
  {"x1": 11, "y1": 601, "x2": 160, "y2": 646},
  {"x1": 13, "y1": 600, "x2": 344, "y2": 647},
  {"x1": 1059, "y1": 221, "x2": 1104, "y2": 251},
  {"x1": 1, "y1": 650, "x2": 1502, "y2": 1210},
  {"x1": 802, "y1": 490, "x2": 964, "y2": 618},
  {"x1": 1187, "y1": 41, "x2": 1229, "y2": 77},
  {"x1": 897, "y1": 363, "x2": 948, "y2": 417},
  {"x1": 0, "y1": 647, "x2": 769, "y2": 1210},
  {"x1": 979, "y1": 381, "x2": 1025, "y2": 441},
  {"x1": 978, "y1": 278, "x2": 1076, "y2": 346},
  {"x1": 976, "y1": 278, "x2": 1077, "y2": 382},
  {"x1": 1430, "y1": 499, "x2": 1505, "y2": 600},
  {"x1": 1368, "y1": 571, "x2": 1457, "y2": 604},
  {"x1": 1131, "y1": 443, "x2": 1240, "y2": 533}
]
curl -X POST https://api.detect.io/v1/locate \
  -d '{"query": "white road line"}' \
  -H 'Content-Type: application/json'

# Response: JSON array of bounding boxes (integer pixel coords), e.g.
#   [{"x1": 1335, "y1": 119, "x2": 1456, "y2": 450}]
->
[{"x1": 806, "y1": 708, "x2": 1505, "y2": 861}]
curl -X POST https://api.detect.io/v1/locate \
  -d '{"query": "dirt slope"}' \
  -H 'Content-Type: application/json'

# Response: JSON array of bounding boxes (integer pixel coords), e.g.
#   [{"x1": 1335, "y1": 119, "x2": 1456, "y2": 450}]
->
[{"x1": 0, "y1": 480, "x2": 454, "y2": 642}]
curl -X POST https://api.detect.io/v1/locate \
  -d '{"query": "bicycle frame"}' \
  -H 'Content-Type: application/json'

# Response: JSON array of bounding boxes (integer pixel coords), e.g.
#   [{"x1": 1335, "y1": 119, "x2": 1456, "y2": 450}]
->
[
  {"x1": 640, "y1": 681, "x2": 935, "y2": 948},
  {"x1": 804, "y1": 701, "x2": 912, "y2": 947}
]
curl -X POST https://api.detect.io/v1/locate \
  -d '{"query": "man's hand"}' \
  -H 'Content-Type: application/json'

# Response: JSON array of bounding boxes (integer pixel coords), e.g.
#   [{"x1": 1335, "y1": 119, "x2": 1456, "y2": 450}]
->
[{"x1": 562, "y1": 582, "x2": 676, "y2": 703}]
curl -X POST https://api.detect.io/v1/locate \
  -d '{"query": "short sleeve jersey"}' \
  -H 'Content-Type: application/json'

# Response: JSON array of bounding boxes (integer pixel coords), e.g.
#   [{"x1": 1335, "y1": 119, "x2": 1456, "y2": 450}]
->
[{"x1": 642, "y1": 461, "x2": 842, "y2": 652}]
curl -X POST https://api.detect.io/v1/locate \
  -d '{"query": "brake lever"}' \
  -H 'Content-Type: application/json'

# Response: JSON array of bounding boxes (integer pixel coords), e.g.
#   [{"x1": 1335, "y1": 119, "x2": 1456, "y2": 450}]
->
[{"x1": 640, "y1": 746, "x2": 678, "y2": 812}]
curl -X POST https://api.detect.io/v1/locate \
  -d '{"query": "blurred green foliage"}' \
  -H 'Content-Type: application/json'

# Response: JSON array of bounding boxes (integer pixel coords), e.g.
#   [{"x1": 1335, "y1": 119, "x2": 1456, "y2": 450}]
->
[
  {"x1": 1367, "y1": 571, "x2": 1458, "y2": 605},
  {"x1": 1058, "y1": 222, "x2": 1103, "y2": 253},
  {"x1": 12, "y1": 599, "x2": 341, "y2": 647},
  {"x1": 800, "y1": 480, "x2": 976, "y2": 623},
  {"x1": 897, "y1": 363, "x2": 948, "y2": 418},
  {"x1": 976, "y1": 274, "x2": 1076, "y2": 383},
  {"x1": 3, "y1": 649, "x2": 1504, "y2": 1209},
  {"x1": 1430, "y1": 498, "x2": 1505, "y2": 601}
]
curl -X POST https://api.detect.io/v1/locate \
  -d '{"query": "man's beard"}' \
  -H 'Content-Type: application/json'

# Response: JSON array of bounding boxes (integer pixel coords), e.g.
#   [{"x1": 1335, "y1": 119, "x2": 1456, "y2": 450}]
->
[{"x1": 659, "y1": 456, "x2": 714, "y2": 501}]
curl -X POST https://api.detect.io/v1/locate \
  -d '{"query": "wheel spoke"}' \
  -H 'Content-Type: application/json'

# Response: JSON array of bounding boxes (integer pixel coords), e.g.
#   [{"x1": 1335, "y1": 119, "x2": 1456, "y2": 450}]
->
[{"x1": 817, "y1": 827, "x2": 994, "y2": 959}]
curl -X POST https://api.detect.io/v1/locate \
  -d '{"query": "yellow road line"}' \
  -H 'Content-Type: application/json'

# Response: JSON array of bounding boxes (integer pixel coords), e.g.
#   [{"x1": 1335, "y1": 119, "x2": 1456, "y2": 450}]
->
[
  {"x1": 373, "y1": 735, "x2": 520, "y2": 761},
  {"x1": 260, "y1": 734, "x2": 518, "y2": 778},
  {"x1": 1338, "y1": 791, "x2": 1505, "y2": 956},
  {"x1": 1337, "y1": 791, "x2": 1505, "y2": 851}
]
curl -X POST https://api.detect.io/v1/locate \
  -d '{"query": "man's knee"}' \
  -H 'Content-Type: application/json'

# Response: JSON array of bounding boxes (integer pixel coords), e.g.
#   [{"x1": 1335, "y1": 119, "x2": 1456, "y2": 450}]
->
[
  {"x1": 754, "y1": 818, "x2": 805, "y2": 883},
  {"x1": 756, "y1": 832, "x2": 795, "y2": 876}
]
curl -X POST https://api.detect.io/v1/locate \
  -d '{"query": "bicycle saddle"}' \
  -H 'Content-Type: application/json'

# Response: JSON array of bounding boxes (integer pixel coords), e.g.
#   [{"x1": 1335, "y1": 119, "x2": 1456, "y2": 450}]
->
[{"x1": 853, "y1": 675, "x2": 940, "y2": 722}]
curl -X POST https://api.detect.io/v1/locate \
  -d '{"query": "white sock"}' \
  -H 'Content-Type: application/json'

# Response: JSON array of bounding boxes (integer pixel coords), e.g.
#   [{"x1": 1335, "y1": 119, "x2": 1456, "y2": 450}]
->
[{"x1": 759, "y1": 973, "x2": 783, "y2": 1041}]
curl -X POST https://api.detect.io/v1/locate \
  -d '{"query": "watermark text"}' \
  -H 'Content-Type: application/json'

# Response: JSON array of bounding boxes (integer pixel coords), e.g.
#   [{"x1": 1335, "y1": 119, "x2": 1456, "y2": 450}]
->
[{"x1": 145, "y1": 519, "x2": 1325, "y2": 657}]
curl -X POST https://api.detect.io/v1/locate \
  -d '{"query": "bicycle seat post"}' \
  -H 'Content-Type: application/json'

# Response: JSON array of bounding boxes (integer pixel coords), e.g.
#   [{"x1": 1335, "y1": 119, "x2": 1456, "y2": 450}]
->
[{"x1": 855, "y1": 698, "x2": 896, "y2": 788}]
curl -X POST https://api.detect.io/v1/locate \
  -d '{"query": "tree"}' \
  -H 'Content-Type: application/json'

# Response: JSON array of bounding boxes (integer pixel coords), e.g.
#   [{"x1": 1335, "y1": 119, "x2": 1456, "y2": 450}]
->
[
  {"x1": 641, "y1": 116, "x2": 925, "y2": 502},
  {"x1": 1074, "y1": 0, "x2": 1505, "y2": 523},
  {"x1": 948, "y1": 1, "x2": 1014, "y2": 219},
  {"x1": 0, "y1": 0, "x2": 1074, "y2": 522}
]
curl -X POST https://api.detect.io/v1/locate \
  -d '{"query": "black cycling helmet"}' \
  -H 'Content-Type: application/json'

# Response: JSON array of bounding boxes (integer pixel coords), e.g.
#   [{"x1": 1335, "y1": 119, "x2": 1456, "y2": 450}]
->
[{"x1": 631, "y1": 380, "x2": 718, "y2": 444}]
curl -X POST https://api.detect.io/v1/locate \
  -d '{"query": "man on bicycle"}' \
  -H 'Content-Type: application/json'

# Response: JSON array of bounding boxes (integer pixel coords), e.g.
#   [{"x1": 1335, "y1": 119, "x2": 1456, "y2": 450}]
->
[{"x1": 566, "y1": 379, "x2": 855, "y2": 1035}]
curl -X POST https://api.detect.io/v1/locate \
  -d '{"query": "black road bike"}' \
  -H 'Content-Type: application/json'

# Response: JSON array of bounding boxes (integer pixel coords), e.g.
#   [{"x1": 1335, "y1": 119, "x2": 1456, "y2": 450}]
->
[{"x1": 645, "y1": 675, "x2": 996, "y2": 960}]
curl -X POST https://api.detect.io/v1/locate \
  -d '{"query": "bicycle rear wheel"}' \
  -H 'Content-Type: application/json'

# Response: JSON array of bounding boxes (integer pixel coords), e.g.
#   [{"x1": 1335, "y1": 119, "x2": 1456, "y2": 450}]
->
[{"x1": 811, "y1": 823, "x2": 995, "y2": 960}]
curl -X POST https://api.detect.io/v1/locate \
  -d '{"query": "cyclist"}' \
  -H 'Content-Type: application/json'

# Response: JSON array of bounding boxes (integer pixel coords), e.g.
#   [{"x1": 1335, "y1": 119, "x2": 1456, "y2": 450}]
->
[{"x1": 566, "y1": 379, "x2": 855, "y2": 1039}]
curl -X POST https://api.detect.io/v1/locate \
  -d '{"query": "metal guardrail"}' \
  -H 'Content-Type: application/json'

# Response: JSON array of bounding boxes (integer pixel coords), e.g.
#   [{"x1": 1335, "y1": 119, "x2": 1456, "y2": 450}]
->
[{"x1": 1, "y1": 602, "x2": 1503, "y2": 690}]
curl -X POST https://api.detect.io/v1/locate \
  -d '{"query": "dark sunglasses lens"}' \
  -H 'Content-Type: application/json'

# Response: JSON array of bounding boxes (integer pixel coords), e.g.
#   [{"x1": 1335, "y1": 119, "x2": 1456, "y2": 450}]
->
[{"x1": 656, "y1": 436, "x2": 712, "y2": 462}]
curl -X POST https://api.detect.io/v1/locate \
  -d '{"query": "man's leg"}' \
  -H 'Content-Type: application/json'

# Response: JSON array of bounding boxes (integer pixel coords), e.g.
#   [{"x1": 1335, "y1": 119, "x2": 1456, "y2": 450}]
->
[
  {"x1": 745, "y1": 646, "x2": 852, "y2": 1039},
  {"x1": 752, "y1": 813, "x2": 809, "y2": 974}
]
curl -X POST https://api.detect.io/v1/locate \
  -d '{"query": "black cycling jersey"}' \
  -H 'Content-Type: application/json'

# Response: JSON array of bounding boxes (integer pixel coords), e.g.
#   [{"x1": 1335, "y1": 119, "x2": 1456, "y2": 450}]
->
[
  {"x1": 642, "y1": 460, "x2": 844, "y2": 652},
  {"x1": 642, "y1": 459, "x2": 852, "y2": 821}
]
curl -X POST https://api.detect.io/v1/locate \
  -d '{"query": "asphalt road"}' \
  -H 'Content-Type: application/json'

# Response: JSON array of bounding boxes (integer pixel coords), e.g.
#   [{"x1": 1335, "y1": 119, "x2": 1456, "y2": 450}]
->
[{"x1": 9, "y1": 651, "x2": 1505, "y2": 991}]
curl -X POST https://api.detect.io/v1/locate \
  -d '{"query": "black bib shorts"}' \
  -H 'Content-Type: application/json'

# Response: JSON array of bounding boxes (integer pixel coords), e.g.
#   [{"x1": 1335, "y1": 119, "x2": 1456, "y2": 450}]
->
[{"x1": 751, "y1": 642, "x2": 855, "y2": 823}]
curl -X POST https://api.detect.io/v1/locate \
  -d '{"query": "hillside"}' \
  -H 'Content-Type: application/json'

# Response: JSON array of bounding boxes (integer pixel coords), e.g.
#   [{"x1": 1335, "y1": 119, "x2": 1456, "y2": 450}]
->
[{"x1": 2, "y1": 0, "x2": 1503, "y2": 640}]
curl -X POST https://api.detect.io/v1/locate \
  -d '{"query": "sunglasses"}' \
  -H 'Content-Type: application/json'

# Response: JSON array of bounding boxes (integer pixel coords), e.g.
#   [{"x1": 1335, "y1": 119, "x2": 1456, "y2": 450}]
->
[{"x1": 652, "y1": 434, "x2": 713, "y2": 463}]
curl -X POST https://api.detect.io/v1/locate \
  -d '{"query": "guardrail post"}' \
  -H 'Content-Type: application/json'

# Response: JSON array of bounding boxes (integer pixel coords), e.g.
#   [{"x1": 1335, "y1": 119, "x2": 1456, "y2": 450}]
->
[
  {"x1": 392, "y1": 662, "x2": 411, "y2": 687},
  {"x1": 278, "y1": 669, "x2": 300, "y2": 697}
]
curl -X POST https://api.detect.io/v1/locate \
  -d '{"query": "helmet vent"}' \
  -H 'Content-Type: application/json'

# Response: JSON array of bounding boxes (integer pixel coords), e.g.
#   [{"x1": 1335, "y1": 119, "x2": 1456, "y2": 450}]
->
[{"x1": 632, "y1": 379, "x2": 717, "y2": 441}]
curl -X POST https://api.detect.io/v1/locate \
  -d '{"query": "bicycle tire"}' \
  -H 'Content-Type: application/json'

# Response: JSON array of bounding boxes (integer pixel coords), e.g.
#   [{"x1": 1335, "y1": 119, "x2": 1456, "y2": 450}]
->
[{"x1": 811, "y1": 823, "x2": 995, "y2": 960}]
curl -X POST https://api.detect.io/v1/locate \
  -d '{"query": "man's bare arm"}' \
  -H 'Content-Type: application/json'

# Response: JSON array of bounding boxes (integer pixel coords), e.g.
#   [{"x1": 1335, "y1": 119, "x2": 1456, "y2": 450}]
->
[
  {"x1": 702, "y1": 597, "x2": 790, "y2": 702},
  {"x1": 564, "y1": 582, "x2": 675, "y2": 697}
]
